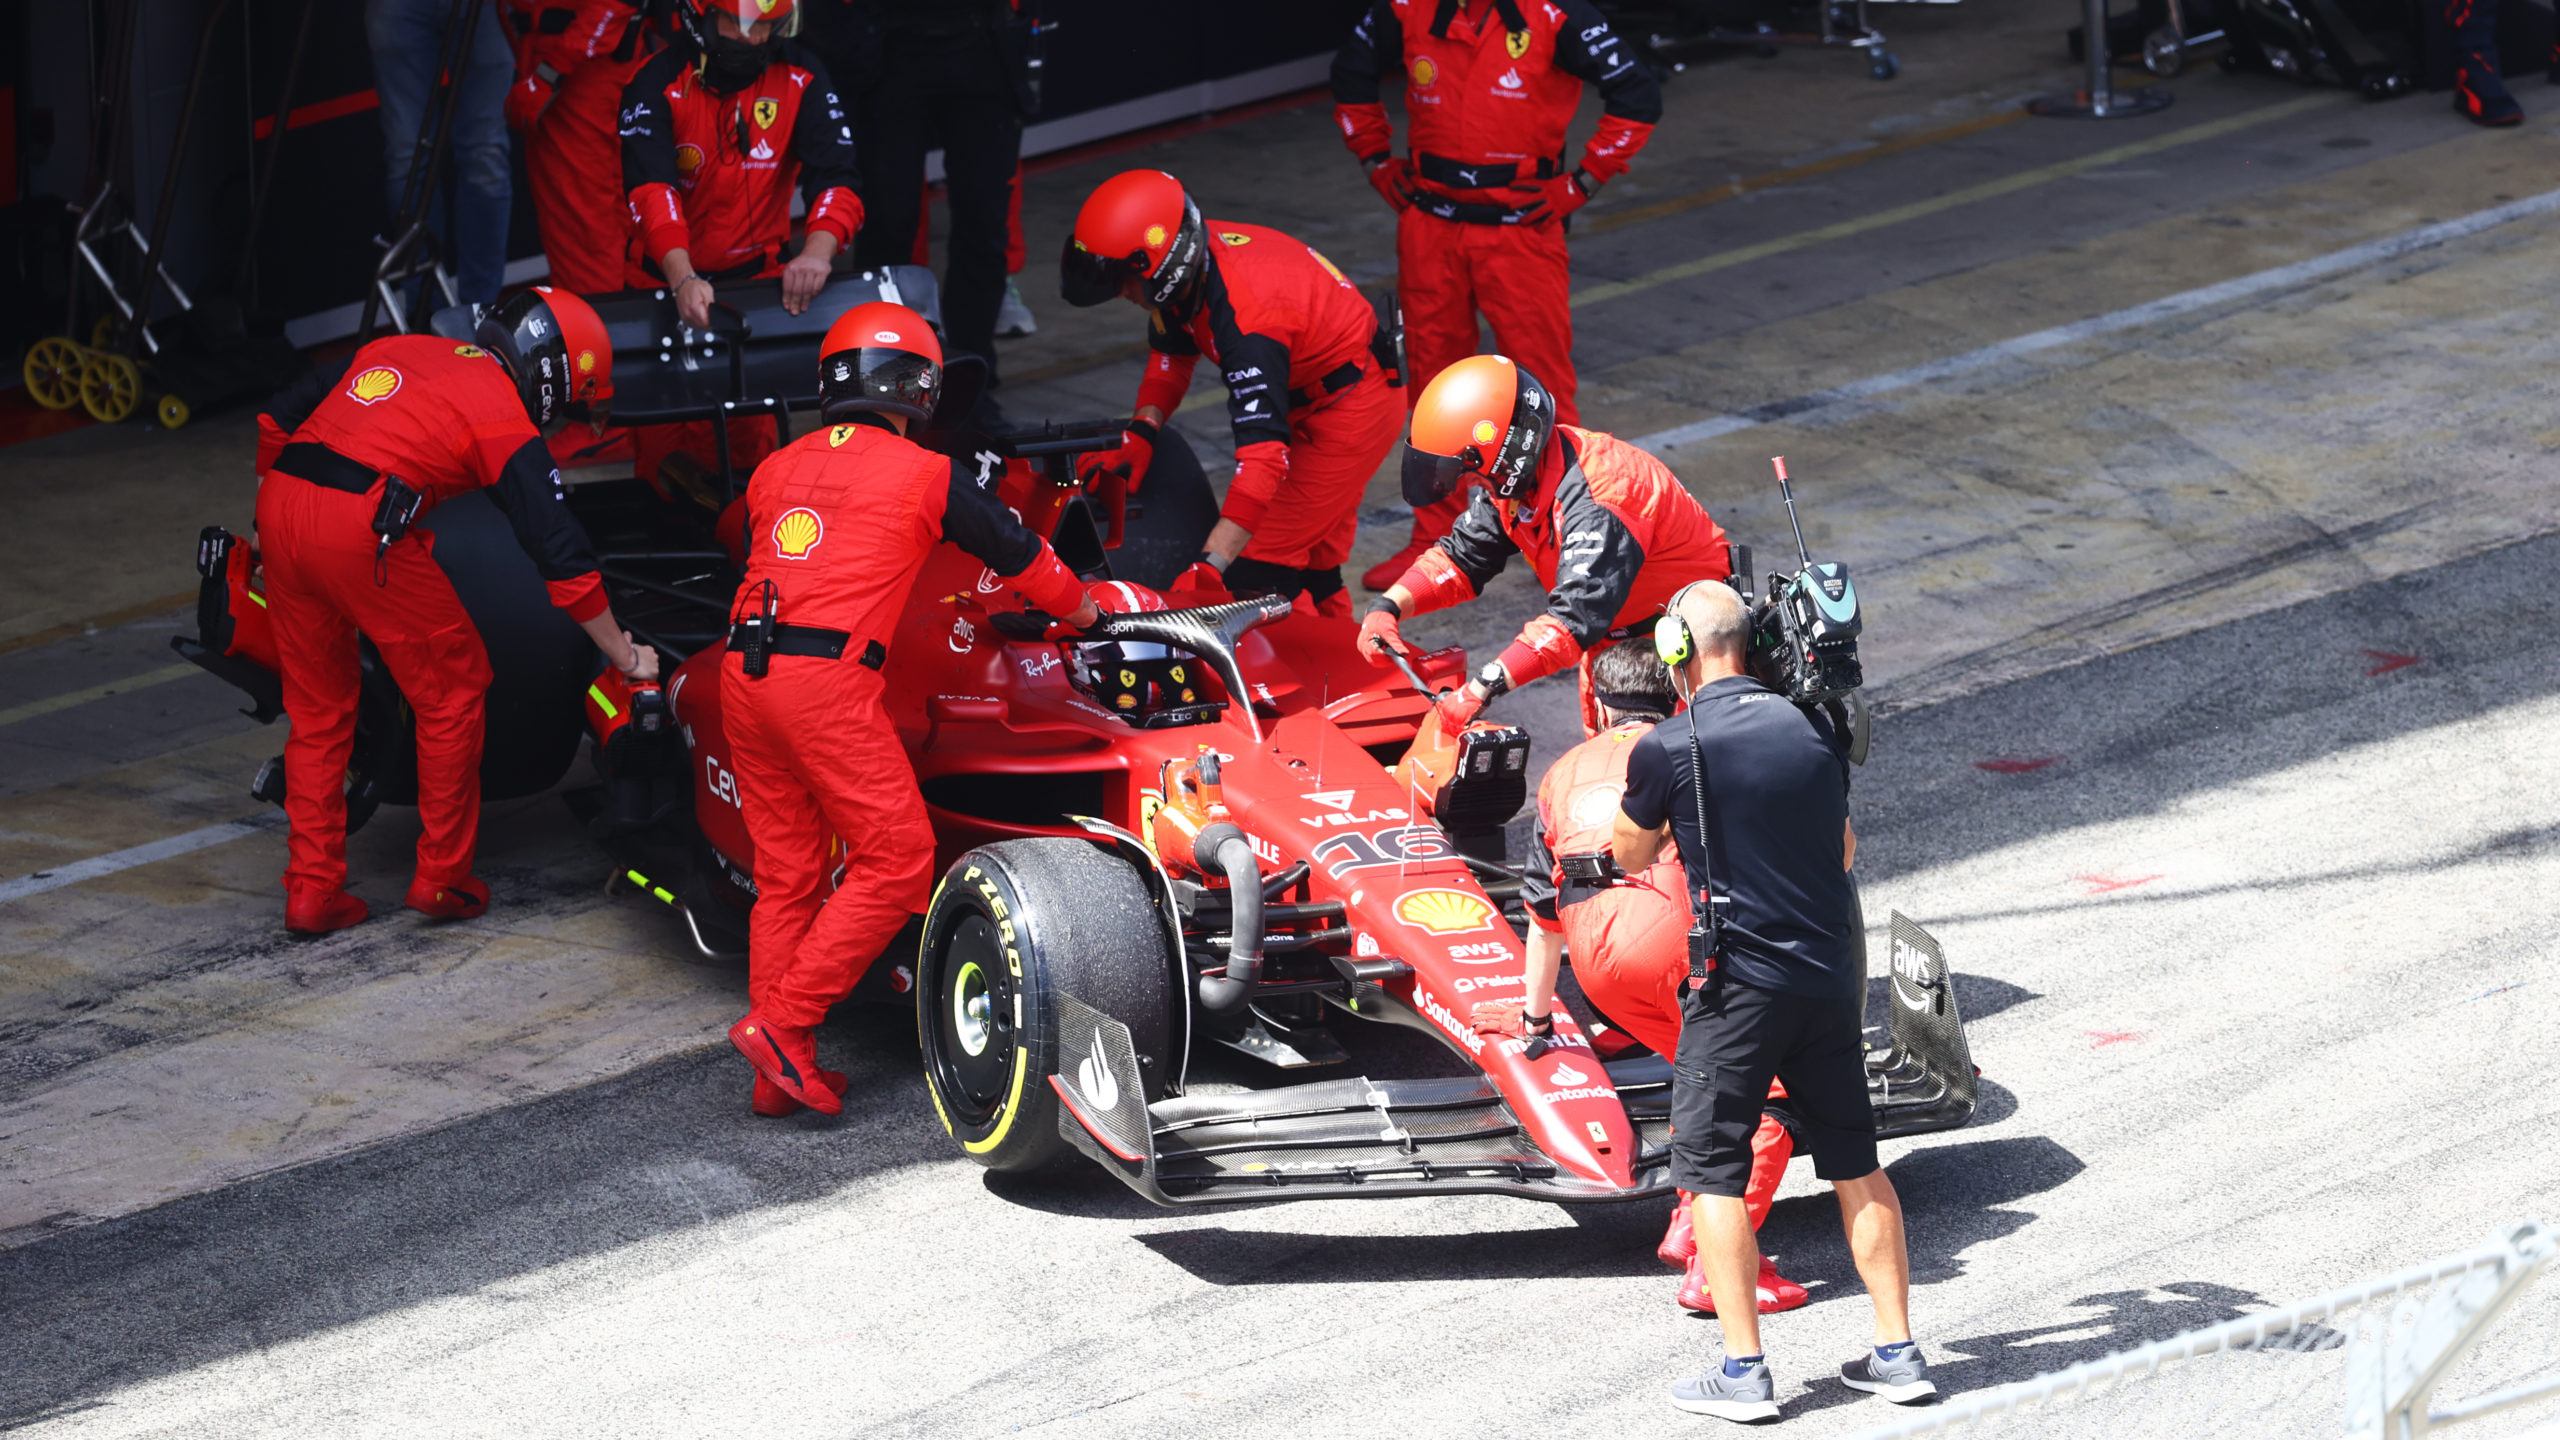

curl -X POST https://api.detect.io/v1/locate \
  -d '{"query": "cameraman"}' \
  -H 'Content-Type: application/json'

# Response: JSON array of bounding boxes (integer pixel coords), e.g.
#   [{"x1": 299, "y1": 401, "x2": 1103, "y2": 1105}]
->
[{"x1": 1611, "y1": 581, "x2": 1935, "y2": 1423}]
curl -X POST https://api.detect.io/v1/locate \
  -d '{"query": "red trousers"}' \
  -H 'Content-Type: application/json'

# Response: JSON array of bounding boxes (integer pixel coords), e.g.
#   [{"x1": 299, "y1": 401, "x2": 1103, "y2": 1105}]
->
[
  {"x1": 1396, "y1": 207, "x2": 1580, "y2": 540},
  {"x1": 527, "y1": 55, "x2": 647, "y2": 296},
  {"x1": 722, "y1": 654, "x2": 934, "y2": 1027},
  {"x1": 1243, "y1": 369, "x2": 1405, "y2": 572},
  {"x1": 256, "y1": 475, "x2": 494, "y2": 902}
]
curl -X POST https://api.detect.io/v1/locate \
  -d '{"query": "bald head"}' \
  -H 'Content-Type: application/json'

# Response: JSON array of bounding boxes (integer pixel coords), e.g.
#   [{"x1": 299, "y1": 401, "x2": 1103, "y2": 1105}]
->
[{"x1": 1672, "y1": 579, "x2": 1750, "y2": 665}]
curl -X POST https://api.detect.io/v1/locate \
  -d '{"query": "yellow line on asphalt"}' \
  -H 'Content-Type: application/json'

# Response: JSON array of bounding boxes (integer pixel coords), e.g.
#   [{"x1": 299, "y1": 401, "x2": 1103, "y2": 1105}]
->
[
  {"x1": 1578, "y1": 107, "x2": 2027, "y2": 237},
  {"x1": 1569, "y1": 92, "x2": 2340, "y2": 308},
  {"x1": 0, "y1": 662, "x2": 203, "y2": 729}
]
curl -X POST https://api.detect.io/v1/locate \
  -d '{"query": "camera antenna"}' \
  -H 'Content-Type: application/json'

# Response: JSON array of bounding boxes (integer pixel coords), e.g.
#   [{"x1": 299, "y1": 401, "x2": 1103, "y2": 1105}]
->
[{"x1": 1773, "y1": 456, "x2": 1813, "y2": 570}]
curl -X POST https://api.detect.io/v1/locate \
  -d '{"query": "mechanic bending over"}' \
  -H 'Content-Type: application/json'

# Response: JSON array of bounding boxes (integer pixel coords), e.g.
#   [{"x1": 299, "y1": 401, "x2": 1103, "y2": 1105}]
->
[
  {"x1": 1332, "y1": 0, "x2": 1660, "y2": 590},
  {"x1": 1059, "y1": 168, "x2": 1403, "y2": 617},
  {"x1": 255, "y1": 289, "x2": 659, "y2": 937},
  {"x1": 1613, "y1": 582, "x2": 1934, "y2": 1423},
  {"x1": 1473, "y1": 640, "x2": 1808, "y2": 1318},
  {"x1": 619, "y1": 0, "x2": 862, "y2": 498},
  {"x1": 1358, "y1": 353, "x2": 1731, "y2": 736},
  {"x1": 719, "y1": 302, "x2": 1103, "y2": 1119}
]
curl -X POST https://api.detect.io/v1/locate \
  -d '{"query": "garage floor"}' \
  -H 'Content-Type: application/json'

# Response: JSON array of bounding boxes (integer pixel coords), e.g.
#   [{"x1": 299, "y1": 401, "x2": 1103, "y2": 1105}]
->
[{"x1": 6, "y1": 0, "x2": 2560, "y2": 1432}]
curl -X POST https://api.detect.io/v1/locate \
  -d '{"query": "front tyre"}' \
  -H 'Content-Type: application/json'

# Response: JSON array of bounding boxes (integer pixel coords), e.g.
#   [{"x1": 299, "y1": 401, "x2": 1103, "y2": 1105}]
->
[{"x1": 918, "y1": 838, "x2": 1172, "y2": 1174}]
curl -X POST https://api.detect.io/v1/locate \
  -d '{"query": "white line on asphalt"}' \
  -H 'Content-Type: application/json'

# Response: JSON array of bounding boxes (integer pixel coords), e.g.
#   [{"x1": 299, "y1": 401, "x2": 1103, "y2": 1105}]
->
[
  {"x1": 0, "y1": 662, "x2": 204, "y2": 729},
  {"x1": 1631, "y1": 184, "x2": 2560, "y2": 455},
  {"x1": 0, "y1": 814, "x2": 281, "y2": 905}
]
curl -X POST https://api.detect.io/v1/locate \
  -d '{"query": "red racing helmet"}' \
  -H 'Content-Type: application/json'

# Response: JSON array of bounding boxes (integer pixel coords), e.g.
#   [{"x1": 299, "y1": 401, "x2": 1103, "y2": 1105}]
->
[
  {"x1": 1064, "y1": 581, "x2": 1208, "y2": 723},
  {"x1": 817, "y1": 300, "x2": 943, "y2": 424},
  {"x1": 1402, "y1": 354, "x2": 1556, "y2": 507},
  {"x1": 476, "y1": 285, "x2": 614, "y2": 434},
  {"x1": 676, "y1": 0, "x2": 796, "y2": 32},
  {"x1": 1061, "y1": 169, "x2": 1206, "y2": 312}
]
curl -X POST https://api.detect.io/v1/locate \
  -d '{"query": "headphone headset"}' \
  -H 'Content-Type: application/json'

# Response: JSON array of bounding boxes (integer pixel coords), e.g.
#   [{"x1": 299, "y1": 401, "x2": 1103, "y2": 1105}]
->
[{"x1": 1654, "y1": 580, "x2": 1708, "y2": 668}]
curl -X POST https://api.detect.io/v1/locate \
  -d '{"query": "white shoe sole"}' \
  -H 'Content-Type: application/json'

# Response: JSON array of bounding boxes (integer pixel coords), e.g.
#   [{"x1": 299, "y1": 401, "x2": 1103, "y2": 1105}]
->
[
  {"x1": 1671, "y1": 1396, "x2": 1781, "y2": 1422},
  {"x1": 1843, "y1": 1375, "x2": 1937, "y2": 1404}
]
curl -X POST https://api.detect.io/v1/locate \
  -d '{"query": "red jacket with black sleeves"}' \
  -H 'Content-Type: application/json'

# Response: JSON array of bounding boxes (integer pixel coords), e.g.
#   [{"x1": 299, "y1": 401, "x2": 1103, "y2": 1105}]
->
[
  {"x1": 1401, "y1": 426, "x2": 1729, "y2": 688},
  {"x1": 731, "y1": 416, "x2": 1086, "y2": 647},
  {"x1": 1331, "y1": 0, "x2": 1660, "y2": 218},
  {"x1": 276, "y1": 336, "x2": 611, "y2": 622},
  {"x1": 1134, "y1": 224, "x2": 1376, "y2": 533},
  {"x1": 619, "y1": 39, "x2": 861, "y2": 279}
]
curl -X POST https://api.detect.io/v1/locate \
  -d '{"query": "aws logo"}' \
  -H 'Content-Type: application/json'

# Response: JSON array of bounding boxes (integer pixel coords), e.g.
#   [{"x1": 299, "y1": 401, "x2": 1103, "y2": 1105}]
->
[
  {"x1": 345, "y1": 366, "x2": 401, "y2": 405},
  {"x1": 771, "y1": 507, "x2": 823, "y2": 559}
]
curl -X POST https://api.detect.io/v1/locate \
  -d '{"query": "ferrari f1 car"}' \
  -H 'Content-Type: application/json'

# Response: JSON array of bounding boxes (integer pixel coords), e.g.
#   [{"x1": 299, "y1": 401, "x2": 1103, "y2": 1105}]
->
[{"x1": 176, "y1": 271, "x2": 1979, "y2": 1207}]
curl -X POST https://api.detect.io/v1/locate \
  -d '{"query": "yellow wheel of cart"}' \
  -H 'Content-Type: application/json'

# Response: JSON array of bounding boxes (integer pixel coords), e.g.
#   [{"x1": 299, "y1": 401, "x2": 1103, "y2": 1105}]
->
[
  {"x1": 22, "y1": 337, "x2": 88, "y2": 411},
  {"x1": 90, "y1": 315, "x2": 118, "y2": 350},
  {"x1": 81, "y1": 350, "x2": 142, "y2": 424},
  {"x1": 157, "y1": 392, "x2": 191, "y2": 430}
]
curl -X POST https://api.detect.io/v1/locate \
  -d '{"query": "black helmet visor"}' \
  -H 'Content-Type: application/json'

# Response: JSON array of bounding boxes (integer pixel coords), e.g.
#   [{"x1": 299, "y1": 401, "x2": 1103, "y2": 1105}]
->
[
  {"x1": 1060, "y1": 237, "x2": 1138, "y2": 308},
  {"x1": 1401, "y1": 443, "x2": 1481, "y2": 508},
  {"x1": 819, "y1": 347, "x2": 942, "y2": 422}
]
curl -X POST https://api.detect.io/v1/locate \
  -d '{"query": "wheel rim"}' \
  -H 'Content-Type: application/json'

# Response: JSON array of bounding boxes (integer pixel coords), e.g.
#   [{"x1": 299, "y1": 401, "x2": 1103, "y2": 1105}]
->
[
  {"x1": 927, "y1": 912, "x2": 1018, "y2": 1125},
  {"x1": 21, "y1": 339, "x2": 86, "y2": 411},
  {"x1": 82, "y1": 353, "x2": 139, "y2": 423},
  {"x1": 158, "y1": 394, "x2": 189, "y2": 429}
]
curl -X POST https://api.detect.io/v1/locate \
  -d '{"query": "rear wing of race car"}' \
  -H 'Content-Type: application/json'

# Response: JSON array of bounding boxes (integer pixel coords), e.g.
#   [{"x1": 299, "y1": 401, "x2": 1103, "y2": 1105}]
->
[{"x1": 1868, "y1": 911, "x2": 1979, "y2": 1137}]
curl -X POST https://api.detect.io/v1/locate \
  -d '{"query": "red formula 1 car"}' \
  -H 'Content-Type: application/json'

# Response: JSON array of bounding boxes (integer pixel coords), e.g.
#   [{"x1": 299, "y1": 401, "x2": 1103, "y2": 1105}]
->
[{"x1": 177, "y1": 286, "x2": 1977, "y2": 1206}]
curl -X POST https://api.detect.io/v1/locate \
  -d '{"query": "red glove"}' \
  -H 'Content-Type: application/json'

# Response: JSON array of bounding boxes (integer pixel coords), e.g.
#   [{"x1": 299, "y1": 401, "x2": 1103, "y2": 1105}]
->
[
  {"x1": 1357, "y1": 601, "x2": 1410, "y2": 666},
  {"x1": 1526, "y1": 170, "x2": 1596, "y2": 225},
  {"x1": 1168, "y1": 562, "x2": 1230, "y2": 602},
  {"x1": 1076, "y1": 418, "x2": 1159, "y2": 495},
  {"x1": 1365, "y1": 156, "x2": 1416, "y2": 213},
  {"x1": 1470, "y1": 999, "x2": 1555, "y2": 1057},
  {"x1": 504, "y1": 72, "x2": 554, "y2": 132},
  {"x1": 1436, "y1": 682, "x2": 1487, "y2": 731}
]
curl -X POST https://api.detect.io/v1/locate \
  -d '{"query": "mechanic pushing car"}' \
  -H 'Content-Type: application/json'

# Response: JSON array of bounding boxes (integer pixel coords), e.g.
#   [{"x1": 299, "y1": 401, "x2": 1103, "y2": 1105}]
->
[
  {"x1": 1331, "y1": 0, "x2": 1660, "y2": 589},
  {"x1": 1359, "y1": 353, "x2": 1730, "y2": 736},
  {"x1": 256, "y1": 288, "x2": 660, "y2": 935},
  {"x1": 504, "y1": 0, "x2": 662, "y2": 296},
  {"x1": 619, "y1": 0, "x2": 862, "y2": 498},
  {"x1": 1474, "y1": 640, "x2": 1808, "y2": 1318},
  {"x1": 1059, "y1": 168, "x2": 1403, "y2": 617},
  {"x1": 719, "y1": 301, "x2": 1101, "y2": 1118}
]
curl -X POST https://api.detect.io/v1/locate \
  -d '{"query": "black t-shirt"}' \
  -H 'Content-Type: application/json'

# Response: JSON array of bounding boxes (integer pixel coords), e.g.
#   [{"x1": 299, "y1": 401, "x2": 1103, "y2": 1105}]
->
[{"x1": 1619, "y1": 676, "x2": 1855, "y2": 998}]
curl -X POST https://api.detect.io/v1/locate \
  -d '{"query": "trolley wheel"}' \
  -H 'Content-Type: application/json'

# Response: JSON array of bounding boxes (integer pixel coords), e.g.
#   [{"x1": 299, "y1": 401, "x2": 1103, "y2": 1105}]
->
[
  {"x1": 157, "y1": 393, "x2": 191, "y2": 430},
  {"x1": 1869, "y1": 48, "x2": 1900, "y2": 79},
  {"x1": 21, "y1": 337, "x2": 87, "y2": 411},
  {"x1": 81, "y1": 351, "x2": 142, "y2": 424},
  {"x1": 2143, "y1": 26, "x2": 2186, "y2": 75},
  {"x1": 90, "y1": 316, "x2": 117, "y2": 350}
]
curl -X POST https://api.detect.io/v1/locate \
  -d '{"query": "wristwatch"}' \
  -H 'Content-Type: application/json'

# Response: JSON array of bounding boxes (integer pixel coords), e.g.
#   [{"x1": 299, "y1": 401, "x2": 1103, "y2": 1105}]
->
[{"x1": 1475, "y1": 659, "x2": 1513, "y2": 699}]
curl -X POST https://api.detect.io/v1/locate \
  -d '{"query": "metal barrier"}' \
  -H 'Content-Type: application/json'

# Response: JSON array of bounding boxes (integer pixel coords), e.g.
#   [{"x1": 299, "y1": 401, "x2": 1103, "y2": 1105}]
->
[{"x1": 1841, "y1": 1221, "x2": 2557, "y2": 1440}]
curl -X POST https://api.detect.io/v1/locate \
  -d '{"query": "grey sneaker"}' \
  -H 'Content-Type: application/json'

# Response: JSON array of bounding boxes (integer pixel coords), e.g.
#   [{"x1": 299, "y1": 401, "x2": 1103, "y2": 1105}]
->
[
  {"x1": 995, "y1": 278, "x2": 1037, "y2": 337},
  {"x1": 1670, "y1": 1360, "x2": 1780, "y2": 1422},
  {"x1": 1841, "y1": 1345, "x2": 1937, "y2": 1404}
]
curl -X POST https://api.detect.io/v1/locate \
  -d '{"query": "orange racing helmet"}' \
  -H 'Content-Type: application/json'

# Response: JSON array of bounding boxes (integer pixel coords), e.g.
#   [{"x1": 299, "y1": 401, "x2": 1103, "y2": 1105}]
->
[
  {"x1": 817, "y1": 301, "x2": 944, "y2": 424},
  {"x1": 1401, "y1": 354, "x2": 1557, "y2": 507},
  {"x1": 1060, "y1": 169, "x2": 1206, "y2": 311}
]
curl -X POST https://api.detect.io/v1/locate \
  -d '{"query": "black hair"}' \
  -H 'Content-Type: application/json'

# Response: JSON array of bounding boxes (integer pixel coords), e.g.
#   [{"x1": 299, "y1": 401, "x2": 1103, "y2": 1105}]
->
[{"x1": 1590, "y1": 640, "x2": 1677, "y2": 719}]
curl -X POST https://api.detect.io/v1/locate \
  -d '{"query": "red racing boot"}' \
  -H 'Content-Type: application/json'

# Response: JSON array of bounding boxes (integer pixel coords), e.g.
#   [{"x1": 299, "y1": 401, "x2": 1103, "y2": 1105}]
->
[
  {"x1": 752, "y1": 1067, "x2": 850, "y2": 1117},
  {"x1": 1660, "y1": 1191, "x2": 1696, "y2": 1268},
  {"x1": 286, "y1": 888, "x2": 371, "y2": 936},
  {"x1": 405, "y1": 875, "x2": 490, "y2": 920},
  {"x1": 1679, "y1": 1254, "x2": 1811, "y2": 1314},
  {"x1": 730, "y1": 1012, "x2": 843, "y2": 1116}
]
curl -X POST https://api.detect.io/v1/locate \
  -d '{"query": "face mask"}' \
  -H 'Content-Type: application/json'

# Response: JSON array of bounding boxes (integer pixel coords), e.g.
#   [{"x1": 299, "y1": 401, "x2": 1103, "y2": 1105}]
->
[{"x1": 699, "y1": 32, "x2": 769, "y2": 93}]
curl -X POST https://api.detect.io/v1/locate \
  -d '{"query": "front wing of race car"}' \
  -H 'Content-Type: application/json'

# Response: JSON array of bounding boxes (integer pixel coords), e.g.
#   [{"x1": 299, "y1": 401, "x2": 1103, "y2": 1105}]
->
[{"x1": 1046, "y1": 912, "x2": 1979, "y2": 1207}]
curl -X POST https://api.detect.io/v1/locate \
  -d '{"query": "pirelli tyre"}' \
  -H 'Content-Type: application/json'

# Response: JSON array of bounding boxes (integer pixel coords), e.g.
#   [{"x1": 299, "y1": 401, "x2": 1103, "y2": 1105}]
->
[{"x1": 918, "y1": 838, "x2": 1172, "y2": 1174}]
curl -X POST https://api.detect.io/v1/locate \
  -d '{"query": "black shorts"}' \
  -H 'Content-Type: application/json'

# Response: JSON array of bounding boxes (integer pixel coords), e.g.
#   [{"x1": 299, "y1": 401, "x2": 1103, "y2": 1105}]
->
[{"x1": 1670, "y1": 977, "x2": 1877, "y2": 1196}]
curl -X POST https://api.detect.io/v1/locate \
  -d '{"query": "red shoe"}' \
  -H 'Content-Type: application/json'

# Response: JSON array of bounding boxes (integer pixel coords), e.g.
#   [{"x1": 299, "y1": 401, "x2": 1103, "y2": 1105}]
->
[
  {"x1": 751, "y1": 1067, "x2": 848, "y2": 1117},
  {"x1": 1360, "y1": 529, "x2": 1442, "y2": 592},
  {"x1": 729, "y1": 1012, "x2": 842, "y2": 1116},
  {"x1": 286, "y1": 889, "x2": 371, "y2": 935},
  {"x1": 1660, "y1": 1191, "x2": 1696, "y2": 1268},
  {"x1": 1679, "y1": 1254, "x2": 1807, "y2": 1314},
  {"x1": 405, "y1": 875, "x2": 489, "y2": 920}
]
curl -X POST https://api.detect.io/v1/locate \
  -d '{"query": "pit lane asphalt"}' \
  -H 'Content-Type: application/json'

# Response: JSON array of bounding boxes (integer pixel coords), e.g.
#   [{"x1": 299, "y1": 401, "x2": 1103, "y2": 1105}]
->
[{"x1": 7, "y1": 522, "x2": 2555, "y2": 1437}]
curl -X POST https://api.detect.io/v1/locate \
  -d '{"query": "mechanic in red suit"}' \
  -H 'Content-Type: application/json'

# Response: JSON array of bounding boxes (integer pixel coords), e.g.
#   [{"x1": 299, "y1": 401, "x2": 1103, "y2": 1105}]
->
[
  {"x1": 1059, "y1": 168, "x2": 1403, "y2": 618},
  {"x1": 619, "y1": 0, "x2": 863, "y2": 499},
  {"x1": 1359, "y1": 353, "x2": 1728, "y2": 736},
  {"x1": 722, "y1": 301, "x2": 1100, "y2": 1117},
  {"x1": 1472, "y1": 641, "x2": 1808, "y2": 1315},
  {"x1": 1332, "y1": 0, "x2": 1661, "y2": 589},
  {"x1": 503, "y1": 0, "x2": 661, "y2": 295},
  {"x1": 257, "y1": 289, "x2": 659, "y2": 935}
]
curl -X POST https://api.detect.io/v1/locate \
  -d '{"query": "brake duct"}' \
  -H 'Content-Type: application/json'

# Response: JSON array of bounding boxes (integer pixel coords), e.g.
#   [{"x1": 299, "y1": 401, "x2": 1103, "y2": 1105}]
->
[{"x1": 1191, "y1": 820, "x2": 1264, "y2": 1013}]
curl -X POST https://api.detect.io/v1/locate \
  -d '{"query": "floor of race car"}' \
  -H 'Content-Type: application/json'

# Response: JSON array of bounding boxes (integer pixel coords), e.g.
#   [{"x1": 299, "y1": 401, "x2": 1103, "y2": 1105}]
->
[{"x1": 6, "y1": 4, "x2": 2560, "y2": 1432}]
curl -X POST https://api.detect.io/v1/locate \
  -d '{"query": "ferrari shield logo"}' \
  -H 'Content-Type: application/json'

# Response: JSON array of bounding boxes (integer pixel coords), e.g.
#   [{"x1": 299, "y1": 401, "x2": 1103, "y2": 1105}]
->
[
  {"x1": 1507, "y1": 27, "x2": 1531, "y2": 58},
  {"x1": 829, "y1": 423, "x2": 857, "y2": 447},
  {"x1": 753, "y1": 97, "x2": 779, "y2": 130}
]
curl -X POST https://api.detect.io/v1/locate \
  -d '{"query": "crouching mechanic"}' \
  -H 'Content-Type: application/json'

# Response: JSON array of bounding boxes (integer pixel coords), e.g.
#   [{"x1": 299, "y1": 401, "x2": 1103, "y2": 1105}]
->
[
  {"x1": 258, "y1": 288, "x2": 658, "y2": 935},
  {"x1": 1060, "y1": 168, "x2": 1402, "y2": 615},
  {"x1": 1359, "y1": 354, "x2": 1729, "y2": 734},
  {"x1": 1617, "y1": 582, "x2": 1933, "y2": 1422},
  {"x1": 721, "y1": 301, "x2": 1101, "y2": 1117},
  {"x1": 1470, "y1": 640, "x2": 1806, "y2": 1316}
]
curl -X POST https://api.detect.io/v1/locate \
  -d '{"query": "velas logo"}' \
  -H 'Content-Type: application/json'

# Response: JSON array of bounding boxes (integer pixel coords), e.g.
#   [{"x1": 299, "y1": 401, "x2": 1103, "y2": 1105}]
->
[
  {"x1": 1411, "y1": 55, "x2": 1438, "y2": 85},
  {"x1": 452, "y1": 344, "x2": 487, "y2": 359},
  {"x1": 772, "y1": 507, "x2": 824, "y2": 559},
  {"x1": 675, "y1": 143, "x2": 703, "y2": 175},
  {"x1": 753, "y1": 97, "x2": 779, "y2": 129},
  {"x1": 1472, "y1": 419, "x2": 1498, "y2": 445},
  {"x1": 346, "y1": 367, "x2": 402, "y2": 405},
  {"x1": 1507, "y1": 27, "x2": 1532, "y2": 57},
  {"x1": 1395, "y1": 888, "x2": 1496, "y2": 935},
  {"x1": 1143, "y1": 223, "x2": 1167, "y2": 248},
  {"x1": 829, "y1": 423, "x2": 856, "y2": 447}
]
